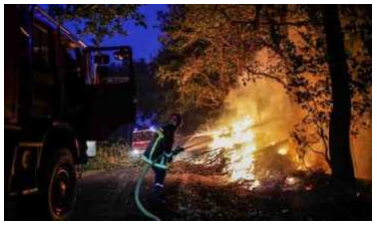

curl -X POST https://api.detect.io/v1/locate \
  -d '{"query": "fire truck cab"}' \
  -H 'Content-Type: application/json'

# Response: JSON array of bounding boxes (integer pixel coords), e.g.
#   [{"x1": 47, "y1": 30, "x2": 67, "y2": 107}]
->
[{"x1": 4, "y1": 5, "x2": 136, "y2": 220}]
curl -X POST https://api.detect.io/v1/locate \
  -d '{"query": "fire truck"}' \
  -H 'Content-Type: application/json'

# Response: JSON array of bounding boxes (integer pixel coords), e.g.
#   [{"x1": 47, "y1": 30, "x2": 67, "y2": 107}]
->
[{"x1": 4, "y1": 5, "x2": 136, "y2": 220}]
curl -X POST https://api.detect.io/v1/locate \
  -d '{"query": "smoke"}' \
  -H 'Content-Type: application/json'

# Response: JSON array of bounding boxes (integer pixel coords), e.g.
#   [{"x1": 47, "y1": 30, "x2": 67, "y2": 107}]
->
[
  {"x1": 220, "y1": 78, "x2": 299, "y2": 145},
  {"x1": 351, "y1": 127, "x2": 372, "y2": 180}
]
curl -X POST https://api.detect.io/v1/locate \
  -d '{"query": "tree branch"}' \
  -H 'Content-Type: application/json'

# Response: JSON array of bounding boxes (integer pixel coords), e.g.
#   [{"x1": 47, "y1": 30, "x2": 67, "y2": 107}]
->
[{"x1": 245, "y1": 67, "x2": 287, "y2": 88}]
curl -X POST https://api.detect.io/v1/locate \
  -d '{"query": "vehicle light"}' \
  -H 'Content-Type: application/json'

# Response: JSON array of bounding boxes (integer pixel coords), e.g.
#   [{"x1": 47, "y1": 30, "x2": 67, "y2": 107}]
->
[{"x1": 132, "y1": 149, "x2": 140, "y2": 154}]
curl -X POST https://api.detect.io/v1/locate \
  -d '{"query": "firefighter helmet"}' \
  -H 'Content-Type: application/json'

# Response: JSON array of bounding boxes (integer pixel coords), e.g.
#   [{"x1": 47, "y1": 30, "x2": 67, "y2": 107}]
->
[{"x1": 169, "y1": 113, "x2": 183, "y2": 128}]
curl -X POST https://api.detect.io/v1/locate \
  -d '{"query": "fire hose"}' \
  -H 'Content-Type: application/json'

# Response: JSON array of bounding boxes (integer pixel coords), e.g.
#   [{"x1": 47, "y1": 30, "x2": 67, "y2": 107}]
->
[
  {"x1": 134, "y1": 146, "x2": 222, "y2": 221},
  {"x1": 134, "y1": 161, "x2": 161, "y2": 221},
  {"x1": 134, "y1": 147, "x2": 184, "y2": 221}
]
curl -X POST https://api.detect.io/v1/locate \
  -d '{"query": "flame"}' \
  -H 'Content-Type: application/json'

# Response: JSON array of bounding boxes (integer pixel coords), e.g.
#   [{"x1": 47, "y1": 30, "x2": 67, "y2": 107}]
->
[
  {"x1": 185, "y1": 79, "x2": 306, "y2": 189},
  {"x1": 278, "y1": 147, "x2": 288, "y2": 155},
  {"x1": 209, "y1": 116, "x2": 258, "y2": 182},
  {"x1": 285, "y1": 176, "x2": 298, "y2": 185}
]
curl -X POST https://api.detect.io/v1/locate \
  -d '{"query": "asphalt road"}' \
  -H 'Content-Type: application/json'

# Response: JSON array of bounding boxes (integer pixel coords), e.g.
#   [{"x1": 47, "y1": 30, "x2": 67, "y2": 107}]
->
[
  {"x1": 73, "y1": 168, "x2": 149, "y2": 220},
  {"x1": 73, "y1": 168, "x2": 228, "y2": 221},
  {"x1": 5, "y1": 167, "x2": 372, "y2": 221},
  {"x1": 74, "y1": 168, "x2": 372, "y2": 221}
]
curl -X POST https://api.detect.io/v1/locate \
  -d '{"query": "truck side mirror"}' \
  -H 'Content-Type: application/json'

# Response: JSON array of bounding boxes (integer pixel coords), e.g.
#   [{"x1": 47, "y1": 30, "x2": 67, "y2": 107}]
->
[
  {"x1": 94, "y1": 54, "x2": 110, "y2": 65},
  {"x1": 114, "y1": 48, "x2": 130, "y2": 61}
]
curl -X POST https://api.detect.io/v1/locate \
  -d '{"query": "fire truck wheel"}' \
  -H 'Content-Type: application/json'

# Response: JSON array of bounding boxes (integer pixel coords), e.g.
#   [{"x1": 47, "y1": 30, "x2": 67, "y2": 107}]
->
[{"x1": 42, "y1": 148, "x2": 77, "y2": 220}]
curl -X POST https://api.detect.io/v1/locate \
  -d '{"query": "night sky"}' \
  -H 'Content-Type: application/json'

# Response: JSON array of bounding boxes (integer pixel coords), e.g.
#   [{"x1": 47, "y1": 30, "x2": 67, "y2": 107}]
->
[
  {"x1": 100, "y1": 4, "x2": 168, "y2": 62},
  {"x1": 44, "y1": 4, "x2": 169, "y2": 62}
]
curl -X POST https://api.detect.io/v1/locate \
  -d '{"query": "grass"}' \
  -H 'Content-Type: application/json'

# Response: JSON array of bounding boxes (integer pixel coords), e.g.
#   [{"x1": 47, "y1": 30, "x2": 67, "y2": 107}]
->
[{"x1": 83, "y1": 139, "x2": 143, "y2": 172}]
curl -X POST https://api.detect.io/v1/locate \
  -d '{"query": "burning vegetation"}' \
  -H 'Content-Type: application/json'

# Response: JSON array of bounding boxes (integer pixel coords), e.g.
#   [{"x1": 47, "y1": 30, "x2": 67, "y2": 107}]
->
[{"x1": 175, "y1": 79, "x2": 310, "y2": 191}]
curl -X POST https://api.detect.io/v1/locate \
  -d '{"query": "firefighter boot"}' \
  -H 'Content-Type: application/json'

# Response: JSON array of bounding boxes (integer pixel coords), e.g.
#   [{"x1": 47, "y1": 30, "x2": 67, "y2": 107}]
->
[{"x1": 153, "y1": 183, "x2": 167, "y2": 204}]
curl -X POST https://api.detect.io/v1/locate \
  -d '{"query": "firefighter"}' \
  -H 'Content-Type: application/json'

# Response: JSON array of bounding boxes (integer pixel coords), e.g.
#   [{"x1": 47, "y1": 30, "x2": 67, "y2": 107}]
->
[{"x1": 141, "y1": 113, "x2": 184, "y2": 203}]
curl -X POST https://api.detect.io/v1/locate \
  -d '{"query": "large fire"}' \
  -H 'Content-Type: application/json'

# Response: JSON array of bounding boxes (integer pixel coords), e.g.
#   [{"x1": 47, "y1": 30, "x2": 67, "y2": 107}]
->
[
  {"x1": 181, "y1": 79, "x2": 304, "y2": 189},
  {"x1": 209, "y1": 116, "x2": 257, "y2": 182}
]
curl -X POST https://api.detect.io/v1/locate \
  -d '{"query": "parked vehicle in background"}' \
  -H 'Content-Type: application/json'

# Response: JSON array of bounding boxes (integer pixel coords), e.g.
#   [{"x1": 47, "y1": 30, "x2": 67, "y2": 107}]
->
[{"x1": 132, "y1": 128, "x2": 156, "y2": 154}]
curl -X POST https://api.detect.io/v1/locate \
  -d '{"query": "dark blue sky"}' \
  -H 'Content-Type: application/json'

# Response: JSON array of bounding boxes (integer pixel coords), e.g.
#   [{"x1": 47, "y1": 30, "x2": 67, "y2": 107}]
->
[
  {"x1": 100, "y1": 4, "x2": 169, "y2": 62},
  {"x1": 45, "y1": 4, "x2": 169, "y2": 62}
]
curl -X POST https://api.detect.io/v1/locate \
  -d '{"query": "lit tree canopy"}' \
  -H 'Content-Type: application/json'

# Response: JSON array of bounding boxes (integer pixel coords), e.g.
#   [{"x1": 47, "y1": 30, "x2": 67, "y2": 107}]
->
[{"x1": 155, "y1": 4, "x2": 371, "y2": 178}]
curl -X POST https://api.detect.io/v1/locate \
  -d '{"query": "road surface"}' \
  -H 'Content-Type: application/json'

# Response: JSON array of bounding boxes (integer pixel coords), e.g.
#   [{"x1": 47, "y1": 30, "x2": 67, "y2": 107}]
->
[{"x1": 5, "y1": 167, "x2": 372, "y2": 220}]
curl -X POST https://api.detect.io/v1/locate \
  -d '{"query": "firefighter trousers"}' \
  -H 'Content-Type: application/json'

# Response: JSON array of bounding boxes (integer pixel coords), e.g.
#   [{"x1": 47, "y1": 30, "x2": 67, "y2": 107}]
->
[{"x1": 152, "y1": 166, "x2": 166, "y2": 190}]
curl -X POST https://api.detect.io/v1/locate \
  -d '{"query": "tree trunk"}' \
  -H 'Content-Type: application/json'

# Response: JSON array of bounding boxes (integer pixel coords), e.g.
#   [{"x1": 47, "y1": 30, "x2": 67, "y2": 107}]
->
[{"x1": 323, "y1": 5, "x2": 355, "y2": 188}]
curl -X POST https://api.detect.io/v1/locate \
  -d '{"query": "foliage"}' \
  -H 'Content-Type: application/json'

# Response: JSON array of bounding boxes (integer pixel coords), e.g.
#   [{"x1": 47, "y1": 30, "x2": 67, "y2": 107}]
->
[
  {"x1": 84, "y1": 140, "x2": 142, "y2": 171},
  {"x1": 286, "y1": 5, "x2": 371, "y2": 168},
  {"x1": 156, "y1": 5, "x2": 371, "y2": 166},
  {"x1": 48, "y1": 4, "x2": 146, "y2": 46},
  {"x1": 133, "y1": 59, "x2": 163, "y2": 118}
]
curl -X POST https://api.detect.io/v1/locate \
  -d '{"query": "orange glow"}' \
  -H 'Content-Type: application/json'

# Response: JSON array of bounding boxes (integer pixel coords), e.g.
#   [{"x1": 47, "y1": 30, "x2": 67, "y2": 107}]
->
[{"x1": 209, "y1": 116, "x2": 257, "y2": 182}]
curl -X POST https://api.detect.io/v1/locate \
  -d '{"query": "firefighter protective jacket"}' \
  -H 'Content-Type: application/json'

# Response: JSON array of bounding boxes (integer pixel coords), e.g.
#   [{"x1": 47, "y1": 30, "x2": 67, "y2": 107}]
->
[{"x1": 142, "y1": 124, "x2": 176, "y2": 169}]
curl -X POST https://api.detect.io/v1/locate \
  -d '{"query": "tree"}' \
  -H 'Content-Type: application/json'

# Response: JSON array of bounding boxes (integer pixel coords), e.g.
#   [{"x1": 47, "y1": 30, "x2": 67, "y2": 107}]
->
[
  {"x1": 48, "y1": 4, "x2": 146, "y2": 46},
  {"x1": 322, "y1": 5, "x2": 354, "y2": 187},
  {"x1": 133, "y1": 59, "x2": 161, "y2": 117},
  {"x1": 156, "y1": 5, "x2": 371, "y2": 180}
]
